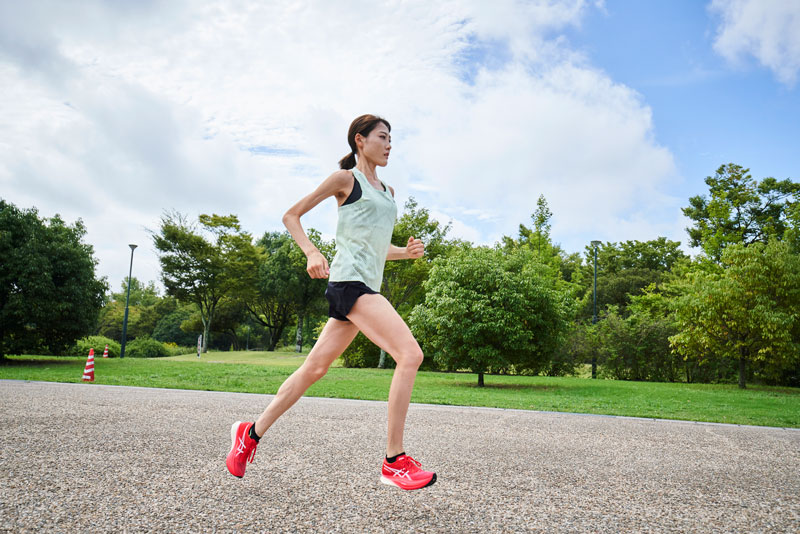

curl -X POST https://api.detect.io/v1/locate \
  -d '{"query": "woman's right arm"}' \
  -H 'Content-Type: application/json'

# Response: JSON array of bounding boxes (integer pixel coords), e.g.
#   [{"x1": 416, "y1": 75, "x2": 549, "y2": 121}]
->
[{"x1": 282, "y1": 170, "x2": 351, "y2": 279}]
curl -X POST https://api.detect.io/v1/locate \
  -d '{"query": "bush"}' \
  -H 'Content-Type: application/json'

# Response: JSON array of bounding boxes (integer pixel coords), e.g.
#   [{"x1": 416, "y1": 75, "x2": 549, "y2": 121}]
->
[
  {"x1": 596, "y1": 307, "x2": 682, "y2": 382},
  {"x1": 152, "y1": 308, "x2": 198, "y2": 346},
  {"x1": 124, "y1": 337, "x2": 170, "y2": 358},
  {"x1": 163, "y1": 342, "x2": 196, "y2": 357},
  {"x1": 71, "y1": 336, "x2": 121, "y2": 358},
  {"x1": 543, "y1": 324, "x2": 587, "y2": 377},
  {"x1": 340, "y1": 332, "x2": 385, "y2": 368}
]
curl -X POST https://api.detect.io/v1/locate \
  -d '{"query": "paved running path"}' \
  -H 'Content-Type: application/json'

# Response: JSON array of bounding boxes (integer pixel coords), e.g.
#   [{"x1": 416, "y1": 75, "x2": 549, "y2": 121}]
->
[{"x1": 1, "y1": 380, "x2": 798, "y2": 533}]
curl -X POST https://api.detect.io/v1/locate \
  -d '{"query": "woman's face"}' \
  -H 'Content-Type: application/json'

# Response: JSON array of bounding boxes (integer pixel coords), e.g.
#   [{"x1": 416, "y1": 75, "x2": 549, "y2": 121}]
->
[{"x1": 357, "y1": 122, "x2": 391, "y2": 167}]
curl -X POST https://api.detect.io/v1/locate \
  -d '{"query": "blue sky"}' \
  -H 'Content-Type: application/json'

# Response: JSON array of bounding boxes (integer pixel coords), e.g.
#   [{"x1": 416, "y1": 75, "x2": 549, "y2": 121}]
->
[
  {"x1": 1, "y1": 0, "x2": 798, "y2": 289},
  {"x1": 565, "y1": 0, "x2": 800, "y2": 203}
]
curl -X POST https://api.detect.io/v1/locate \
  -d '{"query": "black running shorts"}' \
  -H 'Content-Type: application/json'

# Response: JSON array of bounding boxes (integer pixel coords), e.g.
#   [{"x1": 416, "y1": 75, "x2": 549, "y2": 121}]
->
[{"x1": 325, "y1": 281, "x2": 377, "y2": 321}]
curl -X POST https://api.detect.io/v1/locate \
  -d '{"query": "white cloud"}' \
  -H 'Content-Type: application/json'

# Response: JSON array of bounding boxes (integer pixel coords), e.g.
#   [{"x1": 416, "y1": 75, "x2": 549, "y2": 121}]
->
[
  {"x1": 710, "y1": 0, "x2": 800, "y2": 86},
  {"x1": 0, "y1": 0, "x2": 684, "y2": 289}
]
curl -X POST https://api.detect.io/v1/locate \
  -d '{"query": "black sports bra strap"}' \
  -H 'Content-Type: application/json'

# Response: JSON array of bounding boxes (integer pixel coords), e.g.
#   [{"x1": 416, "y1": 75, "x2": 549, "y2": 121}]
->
[{"x1": 342, "y1": 172, "x2": 362, "y2": 206}]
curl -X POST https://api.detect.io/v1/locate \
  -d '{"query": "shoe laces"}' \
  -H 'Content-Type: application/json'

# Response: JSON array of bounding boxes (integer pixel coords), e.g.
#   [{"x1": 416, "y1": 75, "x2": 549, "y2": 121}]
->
[{"x1": 403, "y1": 455, "x2": 422, "y2": 473}]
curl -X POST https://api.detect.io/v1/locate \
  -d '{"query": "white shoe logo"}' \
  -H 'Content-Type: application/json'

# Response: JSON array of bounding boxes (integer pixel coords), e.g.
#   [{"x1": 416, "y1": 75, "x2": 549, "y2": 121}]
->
[
  {"x1": 384, "y1": 465, "x2": 412, "y2": 480},
  {"x1": 235, "y1": 435, "x2": 247, "y2": 456}
]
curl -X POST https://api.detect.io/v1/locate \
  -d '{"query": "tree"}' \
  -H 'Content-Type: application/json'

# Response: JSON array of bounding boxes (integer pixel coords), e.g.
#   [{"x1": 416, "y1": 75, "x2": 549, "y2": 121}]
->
[
  {"x1": 111, "y1": 277, "x2": 160, "y2": 307},
  {"x1": 594, "y1": 305, "x2": 681, "y2": 382},
  {"x1": 236, "y1": 231, "x2": 327, "y2": 351},
  {"x1": 683, "y1": 163, "x2": 799, "y2": 261},
  {"x1": 152, "y1": 304, "x2": 198, "y2": 346},
  {"x1": 670, "y1": 241, "x2": 800, "y2": 388},
  {"x1": 153, "y1": 212, "x2": 255, "y2": 352},
  {"x1": 532, "y1": 194, "x2": 553, "y2": 254},
  {"x1": 409, "y1": 247, "x2": 572, "y2": 386},
  {"x1": 96, "y1": 277, "x2": 170, "y2": 342},
  {"x1": 0, "y1": 200, "x2": 107, "y2": 357},
  {"x1": 576, "y1": 238, "x2": 687, "y2": 319},
  {"x1": 500, "y1": 198, "x2": 582, "y2": 291}
]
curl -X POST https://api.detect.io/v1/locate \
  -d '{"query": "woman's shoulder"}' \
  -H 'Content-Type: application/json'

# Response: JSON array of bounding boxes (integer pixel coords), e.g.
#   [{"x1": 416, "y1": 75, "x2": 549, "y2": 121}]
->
[
  {"x1": 323, "y1": 169, "x2": 355, "y2": 188},
  {"x1": 329, "y1": 168, "x2": 354, "y2": 181}
]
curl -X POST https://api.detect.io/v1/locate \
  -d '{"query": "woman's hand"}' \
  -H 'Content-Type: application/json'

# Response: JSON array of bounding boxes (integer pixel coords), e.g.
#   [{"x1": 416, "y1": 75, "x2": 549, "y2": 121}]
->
[
  {"x1": 406, "y1": 236, "x2": 425, "y2": 259},
  {"x1": 306, "y1": 250, "x2": 330, "y2": 279}
]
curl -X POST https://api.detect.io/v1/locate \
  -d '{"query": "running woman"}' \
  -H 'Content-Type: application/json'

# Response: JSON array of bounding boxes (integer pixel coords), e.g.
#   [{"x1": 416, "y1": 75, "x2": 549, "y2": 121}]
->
[{"x1": 226, "y1": 114, "x2": 436, "y2": 490}]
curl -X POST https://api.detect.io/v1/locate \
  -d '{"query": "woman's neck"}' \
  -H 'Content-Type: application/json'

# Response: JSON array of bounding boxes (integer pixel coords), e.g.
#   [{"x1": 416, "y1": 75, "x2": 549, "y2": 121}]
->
[{"x1": 355, "y1": 159, "x2": 379, "y2": 184}]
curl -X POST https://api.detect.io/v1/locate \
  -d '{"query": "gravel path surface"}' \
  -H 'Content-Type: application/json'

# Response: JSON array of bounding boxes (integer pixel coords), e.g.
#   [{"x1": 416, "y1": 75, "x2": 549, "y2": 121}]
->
[{"x1": 1, "y1": 380, "x2": 798, "y2": 533}]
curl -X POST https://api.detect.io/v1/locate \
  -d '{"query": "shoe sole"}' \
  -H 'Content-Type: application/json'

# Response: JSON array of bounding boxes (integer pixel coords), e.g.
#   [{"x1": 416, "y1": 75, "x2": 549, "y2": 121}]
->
[
  {"x1": 380, "y1": 473, "x2": 437, "y2": 490},
  {"x1": 227, "y1": 421, "x2": 243, "y2": 478}
]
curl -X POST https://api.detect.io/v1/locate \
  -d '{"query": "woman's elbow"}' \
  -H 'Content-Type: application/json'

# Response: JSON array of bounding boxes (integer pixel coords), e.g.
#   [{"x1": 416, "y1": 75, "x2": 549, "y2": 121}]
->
[{"x1": 282, "y1": 211, "x2": 297, "y2": 228}]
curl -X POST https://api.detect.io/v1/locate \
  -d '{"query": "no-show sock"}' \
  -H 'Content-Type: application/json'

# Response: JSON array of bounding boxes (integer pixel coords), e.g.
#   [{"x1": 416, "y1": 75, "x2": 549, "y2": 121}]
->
[
  {"x1": 248, "y1": 423, "x2": 261, "y2": 442},
  {"x1": 386, "y1": 452, "x2": 405, "y2": 464}
]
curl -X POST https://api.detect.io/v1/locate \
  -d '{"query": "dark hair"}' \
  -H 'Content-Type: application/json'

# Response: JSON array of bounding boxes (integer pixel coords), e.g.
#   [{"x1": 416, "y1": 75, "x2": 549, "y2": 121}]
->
[{"x1": 338, "y1": 114, "x2": 391, "y2": 169}]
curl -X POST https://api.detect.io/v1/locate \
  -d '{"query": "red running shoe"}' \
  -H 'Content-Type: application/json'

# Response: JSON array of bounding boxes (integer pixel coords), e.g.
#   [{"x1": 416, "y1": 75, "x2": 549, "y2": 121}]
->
[
  {"x1": 381, "y1": 454, "x2": 436, "y2": 490},
  {"x1": 226, "y1": 421, "x2": 258, "y2": 478}
]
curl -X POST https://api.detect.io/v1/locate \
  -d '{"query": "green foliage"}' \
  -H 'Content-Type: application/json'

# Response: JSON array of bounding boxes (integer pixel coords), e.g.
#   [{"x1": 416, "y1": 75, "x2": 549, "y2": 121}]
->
[
  {"x1": 152, "y1": 305, "x2": 198, "y2": 346},
  {"x1": 111, "y1": 278, "x2": 161, "y2": 307},
  {"x1": 384, "y1": 197, "x2": 454, "y2": 316},
  {"x1": 124, "y1": 337, "x2": 170, "y2": 358},
  {"x1": 71, "y1": 336, "x2": 121, "y2": 358},
  {"x1": 594, "y1": 306, "x2": 681, "y2": 382},
  {"x1": 410, "y1": 247, "x2": 572, "y2": 386},
  {"x1": 683, "y1": 163, "x2": 800, "y2": 261},
  {"x1": 576, "y1": 238, "x2": 687, "y2": 319},
  {"x1": 96, "y1": 280, "x2": 176, "y2": 342},
  {"x1": 238, "y1": 230, "x2": 330, "y2": 351},
  {"x1": 671, "y1": 240, "x2": 800, "y2": 388},
  {"x1": 0, "y1": 199, "x2": 107, "y2": 357},
  {"x1": 340, "y1": 332, "x2": 385, "y2": 368},
  {"x1": 162, "y1": 342, "x2": 195, "y2": 356},
  {"x1": 500, "y1": 197, "x2": 585, "y2": 309},
  {"x1": 532, "y1": 194, "x2": 553, "y2": 254},
  {"x1": 95, "y1": 300, "x2": 126, "y2": 341},
  {"x1": 544, "y1": 324, "x2": 586, "y2": 377},
  {"x1": 153, "y1": 211, "x2": 256, "y2": 352}
]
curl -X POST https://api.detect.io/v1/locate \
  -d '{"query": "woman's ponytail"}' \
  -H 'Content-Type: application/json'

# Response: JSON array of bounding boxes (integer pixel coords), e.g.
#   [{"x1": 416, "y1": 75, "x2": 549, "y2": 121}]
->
[
  {"x1": 339, "y1": 114, "x2": 391, "y2": 170},
  {"x1": 338, "y1": 151, "x2": 356, "y2": 170}
]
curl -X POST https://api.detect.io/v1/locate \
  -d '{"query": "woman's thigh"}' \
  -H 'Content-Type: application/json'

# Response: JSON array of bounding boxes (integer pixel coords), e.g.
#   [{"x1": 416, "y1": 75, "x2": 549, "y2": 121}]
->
[
  {"x1": 305, "y1": 318, "x2": 360, "y2": 369},
  {"x1": 346, "y1": 293, "x2": 421, "y2": 362}
]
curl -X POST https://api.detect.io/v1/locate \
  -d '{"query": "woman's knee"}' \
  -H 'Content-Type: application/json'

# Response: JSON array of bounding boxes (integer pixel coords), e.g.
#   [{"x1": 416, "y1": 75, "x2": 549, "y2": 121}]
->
[
  {"x1": 301, "y1": 362, "x2": 329, "y2": 382},
  {"x1": 397, "y1": 346, "x2": 424, "y2": 369}
]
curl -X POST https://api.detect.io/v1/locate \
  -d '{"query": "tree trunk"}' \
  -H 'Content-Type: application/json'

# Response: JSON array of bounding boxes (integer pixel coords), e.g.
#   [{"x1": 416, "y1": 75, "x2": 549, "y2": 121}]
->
[
  {"x1": 268, "y1": 322, "x2": 288, "y2": 352},
  {"x1": 738, "y1": 354, "x2": 747, "y2": 389},
  {"x1": 295, "y1": 317, "x2": 303, "y2": 352},
  {"x1": 378, "y1": 349, "x2": 386, "y2": 368},
  {"x1": 201, "y1": 318, "x2": 210, "y2": 353},
  {"x1": 295, "y1": 315, "x2": 304, "y2": 353},
  {"x1": 478, "y1": 372, "x2": 484, "y2": 387}
]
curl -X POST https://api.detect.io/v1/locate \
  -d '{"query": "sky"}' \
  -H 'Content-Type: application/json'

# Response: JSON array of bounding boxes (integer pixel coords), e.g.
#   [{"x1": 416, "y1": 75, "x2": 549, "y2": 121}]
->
[{"x1": 1, "y1": 0, "x2": 799, "y2": 292}]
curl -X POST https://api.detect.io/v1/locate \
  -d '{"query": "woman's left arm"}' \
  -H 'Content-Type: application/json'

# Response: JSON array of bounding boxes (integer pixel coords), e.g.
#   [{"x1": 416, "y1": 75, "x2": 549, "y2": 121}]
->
[{"x1": 387, "y1": 237, "x2": 424, "y2": 260}]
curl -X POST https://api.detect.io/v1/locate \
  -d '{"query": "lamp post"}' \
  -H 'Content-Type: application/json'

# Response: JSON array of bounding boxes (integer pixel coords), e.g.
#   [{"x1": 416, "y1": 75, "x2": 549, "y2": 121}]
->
[
  {"x1": 590, "y1": 240, "x2": 601, "y2": 379},
  {"x1": 120, "y1": 244, "x2": 137, "y2": 359}
]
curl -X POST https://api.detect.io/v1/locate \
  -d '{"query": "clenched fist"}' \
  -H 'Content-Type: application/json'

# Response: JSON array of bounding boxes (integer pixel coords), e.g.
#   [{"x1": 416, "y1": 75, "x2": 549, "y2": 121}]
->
[
  {"x1": 306, "y1": 250, "x2": 330, "y2": 279},
  {"x1": 406, "y1": 236, "x2": 425, "y2": 259}
]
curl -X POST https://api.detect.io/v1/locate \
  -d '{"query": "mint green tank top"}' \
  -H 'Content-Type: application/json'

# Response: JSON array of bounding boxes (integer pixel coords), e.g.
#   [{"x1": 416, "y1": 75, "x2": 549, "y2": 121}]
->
[{"x1": 329, "y1": 168, "x2": 397, "y2": 291}]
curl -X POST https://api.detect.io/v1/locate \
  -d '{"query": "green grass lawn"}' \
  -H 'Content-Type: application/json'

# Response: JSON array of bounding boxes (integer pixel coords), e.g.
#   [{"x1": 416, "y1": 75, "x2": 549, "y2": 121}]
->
[{"x1": 2, "y1": 351, "x2": 798, "y2": 428}]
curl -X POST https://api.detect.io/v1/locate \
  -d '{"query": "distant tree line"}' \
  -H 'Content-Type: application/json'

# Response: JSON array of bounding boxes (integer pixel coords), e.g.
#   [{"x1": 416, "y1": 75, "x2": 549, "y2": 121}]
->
[{"x1": 2, "y1": 163, "x2": 798, "y2": 388}]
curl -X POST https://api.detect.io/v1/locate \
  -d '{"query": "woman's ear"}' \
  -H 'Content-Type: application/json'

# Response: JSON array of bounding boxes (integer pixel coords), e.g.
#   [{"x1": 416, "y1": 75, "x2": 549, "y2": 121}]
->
[{"x1": 354, "y1": 133, "x2": 364, "y2": 150}]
